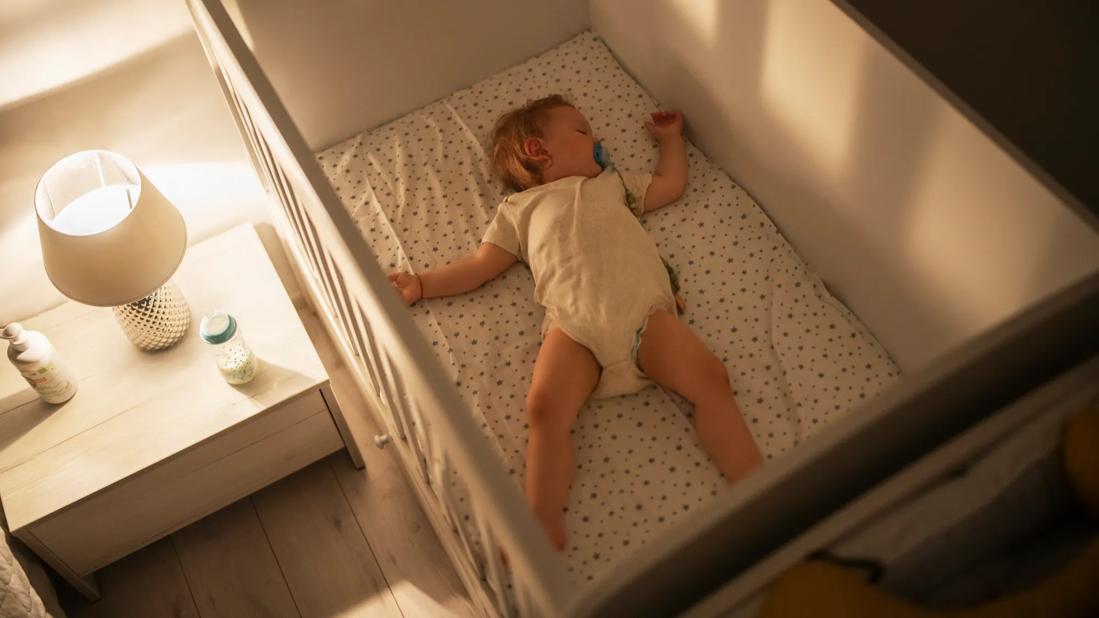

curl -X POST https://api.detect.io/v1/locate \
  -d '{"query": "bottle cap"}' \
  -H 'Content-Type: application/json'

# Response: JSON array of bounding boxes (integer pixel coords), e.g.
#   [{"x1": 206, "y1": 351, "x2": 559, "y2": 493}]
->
[
  {"x1": 199, "y1": 312, "x2": 237, "y2": 344},
  {"x1": 1, "y1": 323, "x2": 29, "y2": 350}
]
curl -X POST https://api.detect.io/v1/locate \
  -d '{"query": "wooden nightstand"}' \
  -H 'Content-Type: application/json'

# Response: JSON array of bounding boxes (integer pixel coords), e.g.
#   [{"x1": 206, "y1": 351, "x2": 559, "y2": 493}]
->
[{"x1": 0, "y1": 224, "x2": 352, "y2": 600}]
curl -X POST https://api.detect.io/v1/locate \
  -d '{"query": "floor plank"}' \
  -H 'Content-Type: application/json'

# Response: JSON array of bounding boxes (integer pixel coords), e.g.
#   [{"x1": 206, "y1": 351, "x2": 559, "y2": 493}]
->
[
  {"x1": 331, "y1": 448, "x2": 477, "y2": 618},
  {"x1": 172, "y1": 497, "x2": 300, "y2": 618},
  {"x1": 63, "y1": 538, "x2": 198, "y2": 618},
  {"x1": 252, "y1": 459, "x2": 402, "y2": 617}
]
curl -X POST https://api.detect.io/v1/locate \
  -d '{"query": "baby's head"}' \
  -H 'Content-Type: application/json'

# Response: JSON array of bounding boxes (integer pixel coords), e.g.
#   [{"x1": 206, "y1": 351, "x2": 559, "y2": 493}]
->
[{"x1": 492, "y1": 94, "x2": 603, "y2": 192}]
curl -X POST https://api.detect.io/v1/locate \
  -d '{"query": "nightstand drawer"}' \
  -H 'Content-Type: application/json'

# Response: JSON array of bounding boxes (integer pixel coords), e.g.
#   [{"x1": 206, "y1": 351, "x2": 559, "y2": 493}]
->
[{"x1": 21, "y1": 388, "x2": 342, "y2": 576}]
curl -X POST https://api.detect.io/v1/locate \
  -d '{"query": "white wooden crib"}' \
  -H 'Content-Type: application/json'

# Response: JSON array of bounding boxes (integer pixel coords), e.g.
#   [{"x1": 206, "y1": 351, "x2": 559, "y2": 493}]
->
[{"x1": 186, "y1": 0, "x2": 1099, "y2": 615}]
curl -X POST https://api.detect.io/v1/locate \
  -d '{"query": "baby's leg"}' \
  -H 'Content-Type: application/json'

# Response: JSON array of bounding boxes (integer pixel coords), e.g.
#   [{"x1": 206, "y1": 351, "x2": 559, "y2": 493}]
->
[
  {"x1": 636, "y1": 310, "x2": 763, "y2": 481},
  {"x1": 525, "y1": 328, "x2": 600, "y2": 549}
]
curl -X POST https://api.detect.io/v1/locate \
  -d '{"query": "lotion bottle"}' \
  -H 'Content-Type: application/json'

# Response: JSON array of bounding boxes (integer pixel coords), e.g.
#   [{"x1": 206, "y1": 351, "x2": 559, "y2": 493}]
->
[{"x1": 2, "y1": 322, "x2": 77, "y2": 404}]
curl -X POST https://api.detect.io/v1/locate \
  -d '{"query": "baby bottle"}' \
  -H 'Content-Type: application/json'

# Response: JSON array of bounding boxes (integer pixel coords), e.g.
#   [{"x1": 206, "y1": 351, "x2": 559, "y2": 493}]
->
[
  {"x1": 2, "y1": 322, "x2": 78, "y2": 404},
  {"x1": 199, "y1": 311, "x2": 258, "y2": 385}
]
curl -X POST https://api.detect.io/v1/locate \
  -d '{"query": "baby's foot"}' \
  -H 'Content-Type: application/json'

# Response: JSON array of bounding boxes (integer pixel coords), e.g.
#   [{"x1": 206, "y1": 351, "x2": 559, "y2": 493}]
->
[{"x1": 534, "y1": 508, "x2": 567, "y2": 550}]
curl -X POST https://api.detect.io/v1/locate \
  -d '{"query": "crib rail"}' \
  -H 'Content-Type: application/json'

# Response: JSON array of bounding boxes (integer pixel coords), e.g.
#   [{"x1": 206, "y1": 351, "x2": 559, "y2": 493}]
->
[{"x1": 185, "y1": 1, "x2": 573, "y2": 615}]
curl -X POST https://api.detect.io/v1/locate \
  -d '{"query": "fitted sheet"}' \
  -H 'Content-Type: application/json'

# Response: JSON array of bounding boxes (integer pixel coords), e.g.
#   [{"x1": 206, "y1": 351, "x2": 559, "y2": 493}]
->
[{"x1": 317, "y1": 31, "x2": 899, "y2": 584}]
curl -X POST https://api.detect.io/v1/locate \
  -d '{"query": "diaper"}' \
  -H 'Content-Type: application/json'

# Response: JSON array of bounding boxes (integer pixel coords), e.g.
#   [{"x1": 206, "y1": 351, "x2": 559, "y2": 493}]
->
[{"x1": 542, "y1": 302, "x2": 674, "y2": 399}]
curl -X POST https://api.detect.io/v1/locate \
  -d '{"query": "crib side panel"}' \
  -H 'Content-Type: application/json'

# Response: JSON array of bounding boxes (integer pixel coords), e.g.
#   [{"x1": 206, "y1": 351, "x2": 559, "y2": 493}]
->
[
  {"x1": 219, "y1": 0, "x2": 589, "y2": 151},
  {"x1": 186, "y1": 1, "x2": 574, "y2": 615},
  {"x1": 592, "y1": 0, "x2": 1099, "y2": 373}
]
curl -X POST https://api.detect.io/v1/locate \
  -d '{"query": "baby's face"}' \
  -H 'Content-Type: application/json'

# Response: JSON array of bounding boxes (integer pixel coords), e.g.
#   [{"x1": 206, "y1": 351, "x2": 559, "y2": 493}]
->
[{"x1": 540, "y1": 106, "x2": 603, "y2": 181}]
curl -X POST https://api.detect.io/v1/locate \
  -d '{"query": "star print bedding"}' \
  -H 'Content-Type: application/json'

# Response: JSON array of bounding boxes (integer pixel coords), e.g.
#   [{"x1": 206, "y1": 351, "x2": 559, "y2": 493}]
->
[{"x1": 316, "y1": 31, "x2": 899, "y2": 584}]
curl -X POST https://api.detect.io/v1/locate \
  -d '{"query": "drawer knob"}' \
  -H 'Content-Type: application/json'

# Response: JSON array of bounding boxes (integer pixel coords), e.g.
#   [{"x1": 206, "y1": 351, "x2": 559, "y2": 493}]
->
[{"x1": 374, "y1": 434, "x2": 392, "y2": 448}]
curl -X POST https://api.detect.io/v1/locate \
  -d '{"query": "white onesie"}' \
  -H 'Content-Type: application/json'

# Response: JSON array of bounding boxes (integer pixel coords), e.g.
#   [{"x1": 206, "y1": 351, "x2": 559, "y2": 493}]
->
[{"x1": 482, "y1": 168, "x2": 676, "y2": 398}]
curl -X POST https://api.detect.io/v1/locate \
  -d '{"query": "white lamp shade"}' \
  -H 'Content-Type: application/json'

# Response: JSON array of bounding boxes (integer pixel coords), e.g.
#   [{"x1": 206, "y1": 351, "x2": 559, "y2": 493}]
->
[{"x1": 35, "y1": 150, "x2": 187, "y2": 307}]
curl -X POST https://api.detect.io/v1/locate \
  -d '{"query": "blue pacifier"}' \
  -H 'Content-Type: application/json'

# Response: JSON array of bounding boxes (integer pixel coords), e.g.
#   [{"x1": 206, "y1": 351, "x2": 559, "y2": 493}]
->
[{"x1": 593, "y1": 142, "x2": 612, "y2": 169}]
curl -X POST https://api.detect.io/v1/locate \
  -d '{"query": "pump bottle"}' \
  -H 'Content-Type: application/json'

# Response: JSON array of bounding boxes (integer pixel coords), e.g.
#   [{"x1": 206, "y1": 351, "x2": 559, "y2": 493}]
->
[{"x1": 2, "y1": 323, "x2": 77, "y2": 404}]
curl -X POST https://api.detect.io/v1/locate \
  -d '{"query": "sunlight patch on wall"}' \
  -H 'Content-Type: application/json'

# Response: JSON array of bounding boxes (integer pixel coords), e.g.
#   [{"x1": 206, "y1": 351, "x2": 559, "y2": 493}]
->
[
  {"x1": 759, "y1": 0, "x2": 862, "y2": 181},
  {"x1": 668, "y1": 0, "x2": 718, "y2": 48}
]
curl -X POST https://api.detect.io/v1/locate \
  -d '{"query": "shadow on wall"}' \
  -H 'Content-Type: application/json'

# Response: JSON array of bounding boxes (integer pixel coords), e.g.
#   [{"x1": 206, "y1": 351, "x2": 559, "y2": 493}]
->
[
  {"x1": 0, "y1": 32, "x2": 265, "y2": 324},
  {"x1": 595, "y1": 0, "x2": 1099, "y2": 372}
]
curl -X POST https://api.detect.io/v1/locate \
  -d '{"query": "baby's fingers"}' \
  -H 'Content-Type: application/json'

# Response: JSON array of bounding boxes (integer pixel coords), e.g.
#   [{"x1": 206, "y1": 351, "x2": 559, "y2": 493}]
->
[{"x1": 652, "y1": 111, "x2": 681, "y2": 126}]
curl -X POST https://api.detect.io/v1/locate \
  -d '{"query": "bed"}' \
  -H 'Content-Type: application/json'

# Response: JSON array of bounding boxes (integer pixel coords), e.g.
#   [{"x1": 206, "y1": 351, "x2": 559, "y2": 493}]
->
[
  {"x1": 315, "y1": 31, "x2": 899, "y2": 584},
  {"x1": 186, "y1": 0, "x2": 1099, "y2": 615}
]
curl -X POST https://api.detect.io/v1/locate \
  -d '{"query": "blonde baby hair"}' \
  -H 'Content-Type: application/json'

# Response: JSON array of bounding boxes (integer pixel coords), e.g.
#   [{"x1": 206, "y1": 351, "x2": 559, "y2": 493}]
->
[{"x1": 491, "y1": 94, "x2": 573, "y2": 192}]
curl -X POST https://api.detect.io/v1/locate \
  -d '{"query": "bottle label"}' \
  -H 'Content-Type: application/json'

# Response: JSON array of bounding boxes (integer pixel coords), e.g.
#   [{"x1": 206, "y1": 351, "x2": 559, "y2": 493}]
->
[{"x1": 19, "y1": 361, "x2": 76, "y2": 403}]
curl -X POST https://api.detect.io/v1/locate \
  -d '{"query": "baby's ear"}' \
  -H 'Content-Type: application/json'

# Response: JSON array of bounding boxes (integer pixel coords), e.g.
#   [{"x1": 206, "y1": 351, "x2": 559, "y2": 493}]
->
[{"x1": 523, "y1": 137, "x2": 547, "y2": 159}]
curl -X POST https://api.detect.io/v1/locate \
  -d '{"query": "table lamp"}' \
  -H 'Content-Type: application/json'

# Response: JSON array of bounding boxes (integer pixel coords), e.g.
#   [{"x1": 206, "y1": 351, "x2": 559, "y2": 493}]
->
[{"x1": 35, "y1": 150, "x2": 191, "y2": 351}]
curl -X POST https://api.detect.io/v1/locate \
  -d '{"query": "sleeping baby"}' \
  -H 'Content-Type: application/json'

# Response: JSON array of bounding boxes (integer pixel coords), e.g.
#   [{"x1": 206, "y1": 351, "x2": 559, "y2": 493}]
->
[{"x1": 389, "y1": 95, "x2": 762, "y2": 549}]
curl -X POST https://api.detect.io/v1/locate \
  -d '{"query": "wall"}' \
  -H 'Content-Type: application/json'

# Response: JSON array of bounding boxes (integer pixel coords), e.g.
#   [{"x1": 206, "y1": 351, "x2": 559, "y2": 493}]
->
[
  {"x1": 223, "y1": 0, "x2": 590, "y2": 151},
  {"x1": 591, "y1": 0, "x2": 1099, "y2": 371},
  {"x1": 843, "y1": 0, "x2": 1099, "y2": 209},
  {"x1": 0, "y1": 0, "x2": 191, "y2": 112},
  {"x1": 0, "y1": 1, "x2": 266, "y2": 325}
]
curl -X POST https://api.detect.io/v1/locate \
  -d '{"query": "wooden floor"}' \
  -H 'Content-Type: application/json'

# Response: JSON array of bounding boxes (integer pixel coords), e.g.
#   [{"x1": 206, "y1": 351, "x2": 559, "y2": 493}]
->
[{"x1": 59, "y1": 449, "x2": 476, "y2": 618}]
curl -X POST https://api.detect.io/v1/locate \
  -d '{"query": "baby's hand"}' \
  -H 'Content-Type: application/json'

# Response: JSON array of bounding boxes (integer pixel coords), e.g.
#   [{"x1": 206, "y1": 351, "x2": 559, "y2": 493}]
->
[
  {"x1": 388, "y1": 271, "x2": 422, "y2": 306},
  {"x1": 644, "y1": 111, "x2": 684, "y2": 142}
]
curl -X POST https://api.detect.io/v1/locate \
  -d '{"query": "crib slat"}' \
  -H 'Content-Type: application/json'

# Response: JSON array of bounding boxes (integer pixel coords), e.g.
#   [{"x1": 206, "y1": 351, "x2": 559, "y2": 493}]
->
[
  {"x1": 385, "y1": 353, "x2": 432, "y2": 484},
  {"x1": 297, "y1": 211, "x2": 349, "y2": 341},
  {"x1": 346, "y1": 302, "x2": 382, "y2": 396},
  {"x1": 362, "y1": 323, "x2": 406, "y2": 441},
  {"x1": 378, "y1": 348, "x2": 413, "y2": 442},
  {"x1": 331, "y1": 267, "x2": 371, "y2": 374},
  {"x1": 445, "y1": 489, "x2": 485, "y2": 581},
  {"x1": 431, "y1": 455, "x2": 452, "y2": 528},
  {"x1": 405, "y1": 396, "x2": 434, "y2": 486},
  {"x1": 378, "y1": 353, "x2": 404, "y2": 428},
  {"x1": 352, "y1": 305, "x2": 403, "y2": 438},
  {"x1": 434, "y1": 452, "x2": 487, "y2": 581},
  {"x1": 225, "y1": 86, "x2": 273, "y2": 194},
  {"x1": 385, "y1": 350, "x2": 422, "y2": 449},
  {"x1": 474, "y1": 509, "x2": 517, "y2": 618},
  {"x1": 318, "y1": 247, "x2": 363, "y2": 366}
]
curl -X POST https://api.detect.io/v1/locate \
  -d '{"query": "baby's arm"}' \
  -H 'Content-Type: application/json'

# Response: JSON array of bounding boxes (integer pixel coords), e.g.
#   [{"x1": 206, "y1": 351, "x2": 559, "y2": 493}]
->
[
  {"x1": 641, "y1": 111, "x2": 688, "y2": 213},
  {"x1": 388, "y1": 243, "x2": 517, "y2": 306}
]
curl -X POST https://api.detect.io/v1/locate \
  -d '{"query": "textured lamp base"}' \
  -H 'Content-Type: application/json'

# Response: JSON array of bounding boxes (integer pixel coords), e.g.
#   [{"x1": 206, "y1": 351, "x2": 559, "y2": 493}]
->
[{"x1": 113, "y1": 281, "x2": 192, "y2": 350}]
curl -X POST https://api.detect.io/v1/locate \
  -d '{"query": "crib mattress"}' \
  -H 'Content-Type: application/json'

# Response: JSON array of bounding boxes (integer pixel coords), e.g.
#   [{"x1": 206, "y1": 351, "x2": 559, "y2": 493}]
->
[{"x1": 317, "y1": 31, "x2": 899, "y2": 584}]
